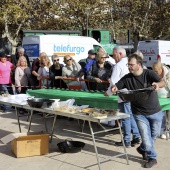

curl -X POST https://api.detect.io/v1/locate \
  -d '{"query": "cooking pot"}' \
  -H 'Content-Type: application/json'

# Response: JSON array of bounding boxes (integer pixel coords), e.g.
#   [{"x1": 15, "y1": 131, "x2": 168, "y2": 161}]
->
[
  {"x1": 27, "y1": 98, "x2": 55, "y2": 108},
  {"x1": 117, "y1": 86, "x2": 155, "y2": 102},
  {"x1": 42, "y1": 99, "x2": 55, "y2": 107},
  {"x1": 57, "y1": 140, "x2": 85, "y2": 153},
  {"x1": 27, "y1": 98, "x2": 46, "y2": 108}
]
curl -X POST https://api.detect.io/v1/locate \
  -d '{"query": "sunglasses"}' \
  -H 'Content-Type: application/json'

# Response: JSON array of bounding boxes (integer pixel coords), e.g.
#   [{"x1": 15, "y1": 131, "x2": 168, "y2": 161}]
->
[
  {"x1": 66, "y1": 58, "x2": 72, "y2": 62},
  {"x1": 53, "y1": 59, "x2": 59, "y2": 62},
  {"x1": 101, "y1": 57, "x2": 107, "y2": 59}
]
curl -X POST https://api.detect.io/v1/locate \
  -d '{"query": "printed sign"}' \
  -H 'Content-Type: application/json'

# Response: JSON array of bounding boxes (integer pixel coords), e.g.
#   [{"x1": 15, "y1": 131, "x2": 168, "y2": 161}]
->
[
  {"x1": 53, "y1": 45, "x2": 85, "y2": 54},
  {"x1": 23, "y1": 44, "x2": 39, "y2": 57}
]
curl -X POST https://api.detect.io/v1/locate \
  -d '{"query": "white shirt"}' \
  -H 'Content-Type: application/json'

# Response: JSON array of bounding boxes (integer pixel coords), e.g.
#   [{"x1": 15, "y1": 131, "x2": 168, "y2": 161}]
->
[
  {"x1": 106, "y1": 57, "x2": 129, "y2": 103},
  {"x1": 38, "y1": 66, "x2": 49, "y2": 77}
]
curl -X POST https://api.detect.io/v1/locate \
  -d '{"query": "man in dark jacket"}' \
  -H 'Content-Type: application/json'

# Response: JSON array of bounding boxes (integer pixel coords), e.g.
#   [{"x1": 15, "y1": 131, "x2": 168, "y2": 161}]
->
[
  {"x1": 79, "y1": 49, "x2": 96, "y2": 68},
  {"x1": 11, "y1": 47, "x2": 30, "y2": 67},
  {"x1": 10, "y1": 47, "x2": 30, "y2": 85},
  {"x1": 78, "y1": 49, "x2": 96, "y2": 79}
]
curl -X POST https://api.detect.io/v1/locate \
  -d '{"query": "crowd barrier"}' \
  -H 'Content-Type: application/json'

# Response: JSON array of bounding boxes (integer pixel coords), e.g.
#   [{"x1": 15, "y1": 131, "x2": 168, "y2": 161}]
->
[
  {"x1": 1, "y1": 78, "x2": 110, "y2": 94},
  {"x1": 38, "y1": 77, "x2": 110, "y2": 91}
]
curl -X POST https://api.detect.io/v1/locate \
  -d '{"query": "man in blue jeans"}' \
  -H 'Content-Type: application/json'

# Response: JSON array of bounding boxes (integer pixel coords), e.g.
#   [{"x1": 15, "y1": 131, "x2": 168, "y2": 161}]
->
[
  {"x1": 118, "y1": 102, "x2": 140, "y2": 147},
  {"x1": 105, "y1": 46, "x2": 140, "y2": 147},
  {"x1": 111, "y1": 53, "x2": 164, "y2": 168}
]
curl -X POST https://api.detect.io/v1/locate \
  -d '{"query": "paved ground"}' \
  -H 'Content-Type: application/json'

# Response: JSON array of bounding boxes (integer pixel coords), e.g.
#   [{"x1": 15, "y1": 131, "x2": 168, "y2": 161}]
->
[{"x1": 0, "y1": 107, "x2": 170, "y2": 170}]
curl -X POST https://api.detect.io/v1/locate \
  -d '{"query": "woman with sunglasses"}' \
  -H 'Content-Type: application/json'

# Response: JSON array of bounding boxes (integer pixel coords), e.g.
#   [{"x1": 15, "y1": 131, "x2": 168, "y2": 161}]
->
[
  {"x1": 87, "y1": 51, "x2": 112, "y2": 91},
  {"x1": 0, "y1": 49, "x2": 15, "y2": 112},
  {"x1": 62, "y1": 55, "x2": 87, "y2": 90},
  {"x1": 49, "y1": 55, "x2": 67, "y2": 88}
]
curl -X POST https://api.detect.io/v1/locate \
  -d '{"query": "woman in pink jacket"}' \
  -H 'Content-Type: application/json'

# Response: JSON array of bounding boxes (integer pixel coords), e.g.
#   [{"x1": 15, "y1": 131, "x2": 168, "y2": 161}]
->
[{"x1": 0, "y1": 49, "x2": 14, "y2": 112}]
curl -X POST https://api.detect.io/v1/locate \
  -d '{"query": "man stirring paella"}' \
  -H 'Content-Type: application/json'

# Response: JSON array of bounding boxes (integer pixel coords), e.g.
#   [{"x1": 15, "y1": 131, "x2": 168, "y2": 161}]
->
[{"x1": 111, "y1": 53, "x2": 165, "y2": 168}]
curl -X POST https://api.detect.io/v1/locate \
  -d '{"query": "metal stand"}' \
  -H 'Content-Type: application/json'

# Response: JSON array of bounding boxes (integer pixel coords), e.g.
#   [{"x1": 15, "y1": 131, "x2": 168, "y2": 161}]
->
[
  {"x1": 117, "y1": 120, "x2": 129, "y2": 164},
  {"x1": 27, "y1": 109, "x2": 58, "y2": 142},
  {"x1": 15, "y1": 107, "x2": 31, "y2": 133},
  {"x1": 0, "y1": 98, "x2": 130, "y2": 170},
  {"x1": 28, "y1": 110, "x2": 34, "y2": 132},
  {"x1": 49, "y1": 115, "x2": 57, "y2": 142},
  {"x1": 15, "y1": 107, "x2": 22, "y2": 132},
  {"x1": 78, "y1": 119, "x2": 86, "y2": 132},
  {"x1": 88, "y1": 120, "x2": 129, "y2": 170},
  {"x1": 88, "y1": 121, "x2": 102, "y2": 170}
]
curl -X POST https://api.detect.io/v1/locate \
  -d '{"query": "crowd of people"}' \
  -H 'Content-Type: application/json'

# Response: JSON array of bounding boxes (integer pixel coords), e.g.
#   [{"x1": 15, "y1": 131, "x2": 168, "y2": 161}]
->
[
  {"x1": 0, "y1": 45, "x2": 170, "y2": 168},
  {"x1": 10, "y1": 47, "x2": 113, "y2": 90},
  {"x1": 0, "y1": 46, "x2": 113, "y2": 105}
]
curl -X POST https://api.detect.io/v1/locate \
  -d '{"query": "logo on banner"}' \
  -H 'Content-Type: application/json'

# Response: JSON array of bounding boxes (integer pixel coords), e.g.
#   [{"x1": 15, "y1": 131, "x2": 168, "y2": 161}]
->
[
  {"x1": 54, "y1": 45, "x2": 85, "y2": 54},
  {"x1": 23, "y1": 44, "x2": 39, "y2": 57}
]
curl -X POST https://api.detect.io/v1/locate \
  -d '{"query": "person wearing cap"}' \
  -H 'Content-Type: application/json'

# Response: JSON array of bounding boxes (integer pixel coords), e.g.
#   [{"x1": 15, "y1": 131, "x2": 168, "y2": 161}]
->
[
  {"x1": 78, "y1": 47, "x2": 107, "y2": 80},
  {"x1": 0, "y1": 49, "x2": 15, "y2": 112},
  {"x1": 78, "y1": 49, "x2": 96, "y2": 79},
  {"x1": 79, "y1": 49, "x2": 96, "y2": 69}
]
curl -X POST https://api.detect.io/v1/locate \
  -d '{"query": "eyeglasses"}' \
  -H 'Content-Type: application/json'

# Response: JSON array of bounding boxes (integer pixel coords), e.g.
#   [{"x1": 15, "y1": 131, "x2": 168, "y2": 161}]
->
[
  {"x1": 126, "y1": 63, "x2": 137, "y2": 67},
  {"x1": 53, "y1": 59, "x2": 59, "y2": 62},
  {"x1": 66, "y1": 59, "x2": 72, "y2": 62},
  {"x1": 100, "y1": 57, "x2": 107, "y2": 59}
]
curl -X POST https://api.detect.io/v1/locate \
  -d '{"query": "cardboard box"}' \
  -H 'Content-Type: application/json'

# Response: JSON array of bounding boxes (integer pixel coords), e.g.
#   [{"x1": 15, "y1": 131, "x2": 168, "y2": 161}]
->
[{"x1": 1, "y1": 132, "x2": 49, "y2": 158}]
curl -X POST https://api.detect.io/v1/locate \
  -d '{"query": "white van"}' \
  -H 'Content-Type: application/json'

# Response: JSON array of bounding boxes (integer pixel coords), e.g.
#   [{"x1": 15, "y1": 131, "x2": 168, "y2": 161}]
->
[
  {"x1": 137, "y1": 40, "x2": 170, "y2": 68},
  {"x1": 22, "y1": 35, "x2": 115, "y2": 65}
]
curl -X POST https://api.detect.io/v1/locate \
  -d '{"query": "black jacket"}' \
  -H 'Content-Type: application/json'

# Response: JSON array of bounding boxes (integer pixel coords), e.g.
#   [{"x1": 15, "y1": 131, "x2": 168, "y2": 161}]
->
[
  {"x1": 49, "y1": 64, "x2": 67, "y2": 88},
  {"x1": 11, "y1": 53, "x2": 30, "y2": 67}
]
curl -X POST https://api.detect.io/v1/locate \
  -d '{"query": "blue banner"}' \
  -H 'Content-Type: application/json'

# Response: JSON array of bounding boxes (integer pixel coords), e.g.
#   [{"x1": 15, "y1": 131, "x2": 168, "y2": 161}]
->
[{"x1": 23, "y1": 44, "x2": 39, "y2": 57}]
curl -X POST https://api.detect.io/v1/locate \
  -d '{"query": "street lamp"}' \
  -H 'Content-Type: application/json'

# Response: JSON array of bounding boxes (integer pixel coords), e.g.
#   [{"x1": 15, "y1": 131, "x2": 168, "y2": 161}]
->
[{"x1": 85, "y1": 8, "x2": 90, "y2": 37}]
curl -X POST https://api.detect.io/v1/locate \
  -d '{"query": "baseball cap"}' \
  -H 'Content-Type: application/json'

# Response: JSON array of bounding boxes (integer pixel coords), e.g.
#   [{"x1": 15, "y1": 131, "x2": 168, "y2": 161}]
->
[{"x1": 88, "y1": 49, "x2": 96, "y2": 55}]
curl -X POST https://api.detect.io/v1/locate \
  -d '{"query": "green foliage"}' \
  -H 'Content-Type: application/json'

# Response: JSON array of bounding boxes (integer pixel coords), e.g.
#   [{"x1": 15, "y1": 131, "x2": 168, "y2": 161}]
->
[{"x1": 0, "y1": 0, "x2": 170, "y2": 49}]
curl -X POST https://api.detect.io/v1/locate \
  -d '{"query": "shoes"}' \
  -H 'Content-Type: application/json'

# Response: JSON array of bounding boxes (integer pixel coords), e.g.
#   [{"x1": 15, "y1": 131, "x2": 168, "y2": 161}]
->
[
  {"x1": 144, "y1": 158, "x2": 157, "y2": 168},
  {"x1": 160, "y1": 132, "x2": 169, "y2": 139},
  {"x1": 136, "y1": 147, "x2": 148, "y2": 161},
  {"x1": 131, "y1": 137, "x2": 141, "y2": 147},
  {"x1": 115, "y1": 141, "x2": 131, "y2": 148},
  {"x1": 160, "y1": 134, "x2": 166, "y2": 139}
]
